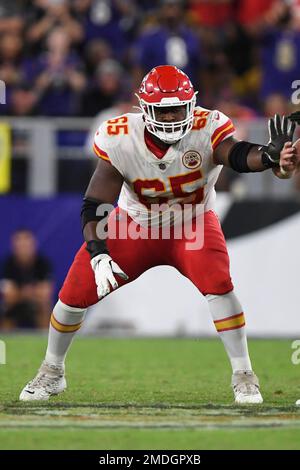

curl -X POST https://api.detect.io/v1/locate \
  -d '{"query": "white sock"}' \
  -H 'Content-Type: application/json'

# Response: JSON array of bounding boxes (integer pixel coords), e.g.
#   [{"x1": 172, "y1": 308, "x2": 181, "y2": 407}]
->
[
  {"x1": 45, "y1": 300, "x2": 86, "y2": 367},
  {"x1": 206, "y1": 291, "x2": 252, "y2": 373}
]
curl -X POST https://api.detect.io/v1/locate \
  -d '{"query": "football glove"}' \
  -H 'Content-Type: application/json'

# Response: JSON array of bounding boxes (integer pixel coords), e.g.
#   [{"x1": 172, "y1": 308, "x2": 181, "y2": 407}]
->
[
  {"x1": 91, "y1": 253, "x2": 129, "y2": 299},
  {"x1": 287, "y1": 110, "x2": 300, "y2": 124},
  {"x1": 262, "y1": 114, "x2": 295, "y2": 164}
]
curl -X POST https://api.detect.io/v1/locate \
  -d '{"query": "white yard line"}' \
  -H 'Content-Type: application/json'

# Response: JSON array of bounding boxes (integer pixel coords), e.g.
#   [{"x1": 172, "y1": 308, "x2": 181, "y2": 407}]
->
[{"x1": 1, "y1": 417, "x2": 300, "y2": 430}]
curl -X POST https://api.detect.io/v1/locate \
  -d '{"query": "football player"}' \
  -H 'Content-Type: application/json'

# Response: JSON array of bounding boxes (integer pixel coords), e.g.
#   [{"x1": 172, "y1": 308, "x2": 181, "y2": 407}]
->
[{"x1": 20, "y1": 65, "x2": 298, "y2": 404}]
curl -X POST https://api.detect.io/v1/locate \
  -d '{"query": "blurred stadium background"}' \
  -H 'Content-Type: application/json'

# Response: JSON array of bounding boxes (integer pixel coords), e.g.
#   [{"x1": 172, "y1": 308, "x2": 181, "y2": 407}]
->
[{"x1": 1, "y1": 0, "x2": 300, "y2": 337}]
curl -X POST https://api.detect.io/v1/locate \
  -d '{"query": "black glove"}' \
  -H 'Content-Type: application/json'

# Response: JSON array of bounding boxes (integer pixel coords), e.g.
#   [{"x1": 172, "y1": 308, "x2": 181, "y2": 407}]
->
[
  {"x1": 287, "y1": 111, "x2": 300, "y2": 124},
  {"x1": 261, "y1": 114, "x2": 295, "y2": 166}
]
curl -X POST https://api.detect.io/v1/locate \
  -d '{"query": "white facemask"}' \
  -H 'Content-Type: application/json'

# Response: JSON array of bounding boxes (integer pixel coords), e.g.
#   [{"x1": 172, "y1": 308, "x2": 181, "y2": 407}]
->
[{"x1": 136, "y1": 95, "x2": 197, "y2": 144}]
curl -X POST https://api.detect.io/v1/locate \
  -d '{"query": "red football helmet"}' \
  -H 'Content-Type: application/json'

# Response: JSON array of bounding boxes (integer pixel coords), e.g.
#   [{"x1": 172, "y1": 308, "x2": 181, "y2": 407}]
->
[{"x1": 136, "y1": 65, "x2": 197, "y2": 143}]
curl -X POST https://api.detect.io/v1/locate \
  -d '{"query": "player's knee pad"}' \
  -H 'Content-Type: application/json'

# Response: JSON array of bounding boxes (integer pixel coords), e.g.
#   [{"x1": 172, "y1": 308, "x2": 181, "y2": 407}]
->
[
  {"x1": 52, "y1": 299, "x2": 87, "y2": 327},
  {"x1": 205, "y1": 290, "x2": 242, "y2": 317}
]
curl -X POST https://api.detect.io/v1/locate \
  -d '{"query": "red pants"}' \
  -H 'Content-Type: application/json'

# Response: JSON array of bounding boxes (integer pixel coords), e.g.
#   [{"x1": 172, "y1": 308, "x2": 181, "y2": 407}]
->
[{"x1": 59, "y1": 208, "x2": 233, "y2": 308}]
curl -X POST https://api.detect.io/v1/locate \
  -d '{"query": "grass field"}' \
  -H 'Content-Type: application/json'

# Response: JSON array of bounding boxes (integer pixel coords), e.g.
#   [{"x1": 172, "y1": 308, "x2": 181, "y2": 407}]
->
[{"x1": 0, "y1": 336, "x2": 300, "y2": 450}]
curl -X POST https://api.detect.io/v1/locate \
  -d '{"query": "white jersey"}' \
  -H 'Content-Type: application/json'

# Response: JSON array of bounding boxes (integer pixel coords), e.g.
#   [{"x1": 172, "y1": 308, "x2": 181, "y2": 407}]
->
[{"x1": 93, "y1": 107, "x2": 235, "y2": 227}]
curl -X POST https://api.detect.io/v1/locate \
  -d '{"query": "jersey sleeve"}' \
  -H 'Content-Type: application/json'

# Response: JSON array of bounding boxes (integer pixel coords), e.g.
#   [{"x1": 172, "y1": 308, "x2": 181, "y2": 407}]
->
[
  {"x1": 93, "y1": 120, "x2": 125, "y2": 176},
  {"x1": 210, "y1": 110, "x2": 235, "y2": 150},
  {"x1": 93, "y1": 126, "x2": 112, "y2": 164}
]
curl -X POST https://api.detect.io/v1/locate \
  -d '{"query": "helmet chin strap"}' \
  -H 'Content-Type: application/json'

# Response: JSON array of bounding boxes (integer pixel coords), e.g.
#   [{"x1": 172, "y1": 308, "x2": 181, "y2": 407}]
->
[
  {"x1": 155, "y1": 130, "x2": 182, "y2": 144},
  {"x1": 146, "y1": 120, "x2": 191, "y2": 144},
  {"x1": 140, "y1": 95, "x2": 196, "y2": 144}
]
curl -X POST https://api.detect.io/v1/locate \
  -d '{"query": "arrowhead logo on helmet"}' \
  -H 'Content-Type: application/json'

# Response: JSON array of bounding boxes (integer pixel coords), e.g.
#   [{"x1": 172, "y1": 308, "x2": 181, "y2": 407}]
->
[{"x1": 136, "y1": 65, "x2": 197, "y2": 144}]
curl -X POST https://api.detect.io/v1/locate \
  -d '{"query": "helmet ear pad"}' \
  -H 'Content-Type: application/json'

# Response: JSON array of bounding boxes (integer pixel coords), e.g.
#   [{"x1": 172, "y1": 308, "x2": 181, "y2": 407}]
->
[{"x1": 136, "y1": 65, "x2": 197, "y2": 144}]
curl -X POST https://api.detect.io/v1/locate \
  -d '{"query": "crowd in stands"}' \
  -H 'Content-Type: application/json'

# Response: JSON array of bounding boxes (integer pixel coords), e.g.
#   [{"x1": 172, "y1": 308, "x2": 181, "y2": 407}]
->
[{"x1": 0, "y1": 0, "x2": 299, "y2": 118}]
